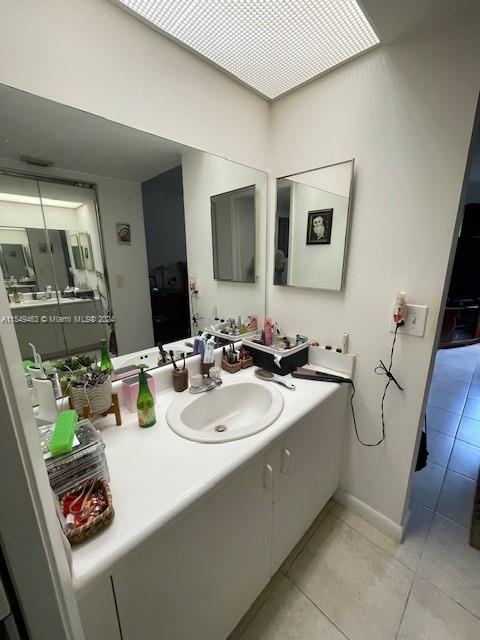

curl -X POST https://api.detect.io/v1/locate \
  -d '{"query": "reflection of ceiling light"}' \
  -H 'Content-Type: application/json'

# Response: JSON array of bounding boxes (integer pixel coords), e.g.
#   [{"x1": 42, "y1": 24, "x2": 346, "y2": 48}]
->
[
  {"x1": 116, "y1": 0, "x2": 379, "y2": 99},
  {"x1": 0, "y1": 193, "x2": 83, "y2": 209}
]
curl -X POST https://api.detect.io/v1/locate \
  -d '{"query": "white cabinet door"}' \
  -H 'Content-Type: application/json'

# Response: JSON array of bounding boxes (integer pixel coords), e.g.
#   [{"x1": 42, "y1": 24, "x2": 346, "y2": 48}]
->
[
  {"x1": 113, "y1": 453, "x2": 273, "y2": 640},
  {"x1": 271, "y1": 387, "x2": 347, "y2": 572},
  {"x1": 14, "y1": 306, "x2": 63, "y2": 359},
  {"x1": 59, "y1": 300, "x2": 107, "y2": 352},
  {"x1": 76, "y1": 577, "x2": 122, "y2": 640}
]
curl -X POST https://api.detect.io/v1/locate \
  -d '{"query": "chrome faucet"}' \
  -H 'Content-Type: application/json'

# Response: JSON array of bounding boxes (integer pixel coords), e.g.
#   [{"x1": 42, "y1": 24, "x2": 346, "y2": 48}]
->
[{"x1": 189, "y1": 374, "x2": 223, "y2": 394}]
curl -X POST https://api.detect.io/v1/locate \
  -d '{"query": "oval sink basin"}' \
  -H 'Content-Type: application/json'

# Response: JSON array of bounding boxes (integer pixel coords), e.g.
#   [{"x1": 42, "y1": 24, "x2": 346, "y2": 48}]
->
[{"x1": 166, "y1": 380, "x2": 284, "y2": 443}]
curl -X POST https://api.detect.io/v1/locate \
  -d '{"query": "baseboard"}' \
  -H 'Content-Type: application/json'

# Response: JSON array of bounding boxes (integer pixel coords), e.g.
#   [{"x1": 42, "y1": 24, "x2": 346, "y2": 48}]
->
[{"x1": 334, "y1": 488, "x2": 406, "y2": 543}]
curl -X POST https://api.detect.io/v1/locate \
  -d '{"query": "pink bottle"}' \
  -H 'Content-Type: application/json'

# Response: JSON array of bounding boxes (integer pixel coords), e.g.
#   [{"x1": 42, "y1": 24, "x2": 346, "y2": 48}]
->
[
  {"x1": 249, "y1": 314, "x2": 258, "y2": 330},
  {"x1": 264, "y1": 316, "x2": 273, "y2": 346}
]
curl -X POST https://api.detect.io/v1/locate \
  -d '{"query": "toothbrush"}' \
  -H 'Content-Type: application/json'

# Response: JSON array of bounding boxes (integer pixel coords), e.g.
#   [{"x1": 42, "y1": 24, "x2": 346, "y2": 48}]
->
[
  {"x1": 169, "y1": 350, "x2": 178, "y2": 370},
  {"x1": 158, "y1": 342, "x2": 167, "y2": 364},
  {"x1": 181, "y1": 352, "x2": 186, "y2": 370}
]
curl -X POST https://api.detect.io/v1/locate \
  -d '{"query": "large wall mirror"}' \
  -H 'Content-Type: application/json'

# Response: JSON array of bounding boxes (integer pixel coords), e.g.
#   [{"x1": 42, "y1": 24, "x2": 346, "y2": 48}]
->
[
  {"x1": 274, "y1": 160, "x2": 354, "y2": 291},
  {"x1": 0, "y1": 83, "x2": 267, "y2": 392}
]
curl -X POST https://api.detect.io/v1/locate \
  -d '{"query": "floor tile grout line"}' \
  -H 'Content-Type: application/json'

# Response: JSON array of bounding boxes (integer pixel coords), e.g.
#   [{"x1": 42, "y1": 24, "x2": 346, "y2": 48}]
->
[
  {"x1": 394, "y1": 576, "x2": 415, "y2": 639},
  {"x1": 410, "y1": 496, "x2": 466, "y2": 531},
  {"x1": 283, "y1": 573, "x2": 350, "y2": 640},
  {"x1": 415, "y1": 573, "x2": 480, "y2": 624},
  {"x1": 443, "y1": 466, "x2": 479, "y2": 483},
  {"x1": 429, "y1": 355, "x2": 473, "y2": 513},
  {"x1": 327, "y1": 511, "x2": 417, "y2": 574},
  {"x1": 235, "y1": 577, "x2": 282, "y2": 640},
  {"x1": 279, "y1": 502, "x2": 335, "y2": 574}
]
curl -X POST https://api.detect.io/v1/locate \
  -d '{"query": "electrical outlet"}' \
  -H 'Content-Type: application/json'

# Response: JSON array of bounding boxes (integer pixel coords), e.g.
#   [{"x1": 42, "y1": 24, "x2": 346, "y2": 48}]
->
[
  {"x1": 390, "y1": 304, "x2": 428, "y2": 337},
  {"x1": 189, "y1": 276, "x2": 198, "y2": 293},
  {"x1": 115, "y1": 274, "x2": 124, "y2": 288}
]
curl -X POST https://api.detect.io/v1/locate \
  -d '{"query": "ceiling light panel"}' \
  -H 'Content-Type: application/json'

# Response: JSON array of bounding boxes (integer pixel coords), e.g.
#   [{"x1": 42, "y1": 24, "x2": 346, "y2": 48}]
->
[
  {"x1": 117, "y1": 0, "x2": 379, "y2": 99},
  {"x1": 0, "y1": 193, "x2": 83, "y2": 208}
]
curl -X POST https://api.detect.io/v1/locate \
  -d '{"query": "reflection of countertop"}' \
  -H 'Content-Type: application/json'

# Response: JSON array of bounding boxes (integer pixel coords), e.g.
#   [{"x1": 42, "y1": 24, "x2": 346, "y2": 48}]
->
[
  {"x1": 9, "y1": 297, "x2": 100, "y2": 310},
  {"x1": 71, "y1": 356, "x2": 346, "y2": 592}
]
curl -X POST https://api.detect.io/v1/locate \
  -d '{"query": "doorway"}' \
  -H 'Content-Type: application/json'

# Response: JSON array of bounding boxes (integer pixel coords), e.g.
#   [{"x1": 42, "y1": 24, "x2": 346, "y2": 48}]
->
[
  {"x1": 411, "y1": 106, "x2": 480, "y2": 544},
  {"x1": 141, "y1": 165, "x2": 191, "y2": 347}
]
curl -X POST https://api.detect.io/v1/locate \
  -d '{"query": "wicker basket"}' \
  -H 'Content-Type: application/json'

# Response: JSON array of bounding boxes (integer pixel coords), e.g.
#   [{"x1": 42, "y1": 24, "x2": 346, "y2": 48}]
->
[
  {"x1": 221, "y1": 357, "x2": 241, "y2": 374},
  {"x1": 70, "y1": 378, "x2": 112, "y2": 416},
  {"x1": 61, "y1": 478, "x2": 114, "y2": 545},
  {"x1": 241, "y1": 356, "x2": 254, "y2": 369}
]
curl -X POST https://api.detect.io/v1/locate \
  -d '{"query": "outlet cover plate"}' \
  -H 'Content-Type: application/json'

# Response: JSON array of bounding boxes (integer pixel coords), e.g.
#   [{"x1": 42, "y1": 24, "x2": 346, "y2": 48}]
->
[{"x1": 389, "y1": 304, "x2": 428, "y2": 337}]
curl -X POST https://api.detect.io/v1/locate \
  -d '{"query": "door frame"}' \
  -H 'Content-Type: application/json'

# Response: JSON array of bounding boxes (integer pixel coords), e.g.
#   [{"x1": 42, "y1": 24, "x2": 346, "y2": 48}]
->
[
  {"x1": 403, "y1": 92, "x2": 480, "y2": 524},
  {"x1": 0, "y1": 271, "x2": 84, "y2": 638}
]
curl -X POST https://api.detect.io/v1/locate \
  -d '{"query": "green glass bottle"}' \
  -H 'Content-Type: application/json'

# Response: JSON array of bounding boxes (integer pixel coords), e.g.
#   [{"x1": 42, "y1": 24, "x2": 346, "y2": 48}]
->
[
  {"x1": 137, "y1": 365, "x2": 156, "y2": 428},
  {"x1": 100, "y1": 338, "x2": 113, "y2": 374}
]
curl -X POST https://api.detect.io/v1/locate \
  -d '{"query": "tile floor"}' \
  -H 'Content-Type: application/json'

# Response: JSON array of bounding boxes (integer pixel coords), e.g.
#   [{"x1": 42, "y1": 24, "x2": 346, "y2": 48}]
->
[{"x1": 229, "y1": 345, "x2": 480, "y2": 640}]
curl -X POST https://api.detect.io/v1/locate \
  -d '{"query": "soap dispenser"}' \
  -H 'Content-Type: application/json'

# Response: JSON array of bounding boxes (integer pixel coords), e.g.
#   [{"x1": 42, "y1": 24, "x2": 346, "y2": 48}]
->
[
  {"x1": 264, "y1": 317, "x2": 273, "y2": 347},
  {"x1": 201, "y1": 336, "x2": 216, "y2": 375}
]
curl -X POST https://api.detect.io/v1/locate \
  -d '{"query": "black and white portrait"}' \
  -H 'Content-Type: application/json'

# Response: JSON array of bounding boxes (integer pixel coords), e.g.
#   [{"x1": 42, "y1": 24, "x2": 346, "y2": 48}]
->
[{"x1": 306, "y1": 209, "x2": 333, "y2": 245}]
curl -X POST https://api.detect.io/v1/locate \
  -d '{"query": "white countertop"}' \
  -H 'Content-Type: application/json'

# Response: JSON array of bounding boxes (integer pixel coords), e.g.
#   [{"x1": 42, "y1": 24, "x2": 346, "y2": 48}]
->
[
  {"x1": 71, "y1": 365, "x2": 345, "y2": 592},
  {"x1": 10, "y1": 297, "x2": 100, "y2": 310}
]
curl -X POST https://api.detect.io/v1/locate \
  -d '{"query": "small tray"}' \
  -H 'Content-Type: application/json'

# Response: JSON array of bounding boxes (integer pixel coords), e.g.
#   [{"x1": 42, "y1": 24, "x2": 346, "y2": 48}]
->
[
  {"x1": 221, "y1": 358, "x2": 241, "y2": 374},
  {"x1": 60, "y1": 478, "x2": 114, "y2": 545}
]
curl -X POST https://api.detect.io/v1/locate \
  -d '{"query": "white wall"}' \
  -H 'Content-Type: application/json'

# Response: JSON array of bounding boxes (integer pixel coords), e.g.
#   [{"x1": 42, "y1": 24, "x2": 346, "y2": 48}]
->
[
  {"x1": 0, "y1": 157, "x2": 154, "y2": 355},
  {"x1": 182, "y1": 150, "x2": 267, "y2": 328},
  {"x1": 0, "y1": 0, "x2": 269, "y2": 171},
  {"x1": 268, "y1": 7, "x2": 480, "y2": 527}
]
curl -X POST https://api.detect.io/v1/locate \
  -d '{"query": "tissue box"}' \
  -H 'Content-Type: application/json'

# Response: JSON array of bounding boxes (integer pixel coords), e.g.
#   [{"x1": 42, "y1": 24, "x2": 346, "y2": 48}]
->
[
  {"x1": 122, "y1": 374, "x2": 155, "y2": 413},
  {"x1": 242, "y1": 339, "x2": 308, "y2": 376}
]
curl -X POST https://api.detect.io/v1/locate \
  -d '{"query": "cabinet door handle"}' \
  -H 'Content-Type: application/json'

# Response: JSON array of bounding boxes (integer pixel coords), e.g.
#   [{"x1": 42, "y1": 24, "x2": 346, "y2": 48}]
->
[
  {"x1": 263, "y1": 464, "x2": 273, "y2": 489},
  {"x1": 281, "y1": 448, "x2": 291, "y2": 475}
]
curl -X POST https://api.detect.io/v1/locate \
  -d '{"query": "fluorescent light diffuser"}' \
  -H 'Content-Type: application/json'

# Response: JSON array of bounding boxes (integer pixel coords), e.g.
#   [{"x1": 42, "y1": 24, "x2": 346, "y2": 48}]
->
[
  {"x1": 0, "y1": 193, "x2": 83, "y2": 208},
  {"x1": 116, "y1": 0, "x2": 379, "y2": 99}
]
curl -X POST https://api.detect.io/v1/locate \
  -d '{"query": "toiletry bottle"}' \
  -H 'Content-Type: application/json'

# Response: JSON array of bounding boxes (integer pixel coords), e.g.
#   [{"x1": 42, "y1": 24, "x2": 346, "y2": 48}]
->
[
  {"x1": 29, "y1": 342, "x2": 58, "y2": 423},
  {"x1": 137, "y1": 365, "x2": 156, "y2": 428},
  {"x1": 100, "y1": 338, "x2": 113, "y2": 374},
  {"x1": 264, "y1": 317, "x2": 273, "y2": 346},
  {"x1": 201, "y1": 336, "x2": 215, "y2": 375}
]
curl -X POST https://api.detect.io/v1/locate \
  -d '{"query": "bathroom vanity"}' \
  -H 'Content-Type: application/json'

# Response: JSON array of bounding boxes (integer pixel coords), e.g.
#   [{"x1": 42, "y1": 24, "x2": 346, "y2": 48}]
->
[
  {"x1": 10, "y1": 297, "x2": 106, "y2": 359},
  {"x1": 73, "y1": 363, "x2": 349, "y2": 640}
]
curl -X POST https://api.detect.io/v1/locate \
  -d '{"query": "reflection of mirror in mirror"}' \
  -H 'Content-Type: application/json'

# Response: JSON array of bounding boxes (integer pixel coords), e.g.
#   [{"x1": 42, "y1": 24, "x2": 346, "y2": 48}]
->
[
  {"x1": 274, "y1": 160, "x2": 354, "y2": 291},
  {"x1": 0, "y1": 173, "x2": 109, "y2": 360},
  {"x1": 182, "y1": 149, "x2": 267, "y2": 331},
  {"x1": 211, "y1": 185, "x2": 256, "y2": 283}
]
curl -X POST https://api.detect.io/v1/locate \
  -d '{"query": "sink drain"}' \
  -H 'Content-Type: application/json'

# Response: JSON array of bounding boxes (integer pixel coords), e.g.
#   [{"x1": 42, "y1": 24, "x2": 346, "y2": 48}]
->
[{"x1": 214, "y1": 424, "x2": 227, "y2": 433}]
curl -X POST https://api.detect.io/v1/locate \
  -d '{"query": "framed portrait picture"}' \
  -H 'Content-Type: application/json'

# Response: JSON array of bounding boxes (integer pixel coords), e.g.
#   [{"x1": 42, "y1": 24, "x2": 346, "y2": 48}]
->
[
  {"x1": 306, "y1": 209, "x2": 333, "y2": 245},
  {"x1": 116, "y1": 223, "x2": 131, "y2": 245}
]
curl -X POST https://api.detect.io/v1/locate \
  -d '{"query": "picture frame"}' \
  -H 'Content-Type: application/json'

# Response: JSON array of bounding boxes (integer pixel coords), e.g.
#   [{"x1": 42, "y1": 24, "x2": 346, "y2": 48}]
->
[
  {"x1": 306, "y1": 209, "x2": 333, "y2": 245},
  {"x1": 116, "y1": 223, "x2": 131, "y2": 245}
]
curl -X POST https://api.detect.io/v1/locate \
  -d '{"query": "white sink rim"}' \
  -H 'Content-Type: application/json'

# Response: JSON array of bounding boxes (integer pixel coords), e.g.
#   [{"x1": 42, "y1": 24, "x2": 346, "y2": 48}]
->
[{"x1": 166, "y1": 379, "x2": 284, "y2": 443}]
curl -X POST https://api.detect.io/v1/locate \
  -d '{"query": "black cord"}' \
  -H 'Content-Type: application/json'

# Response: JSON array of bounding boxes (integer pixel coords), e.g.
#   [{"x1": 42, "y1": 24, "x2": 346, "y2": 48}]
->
[{"x1": 351, "y1": 323, "x2": 404, "y2": 447}]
